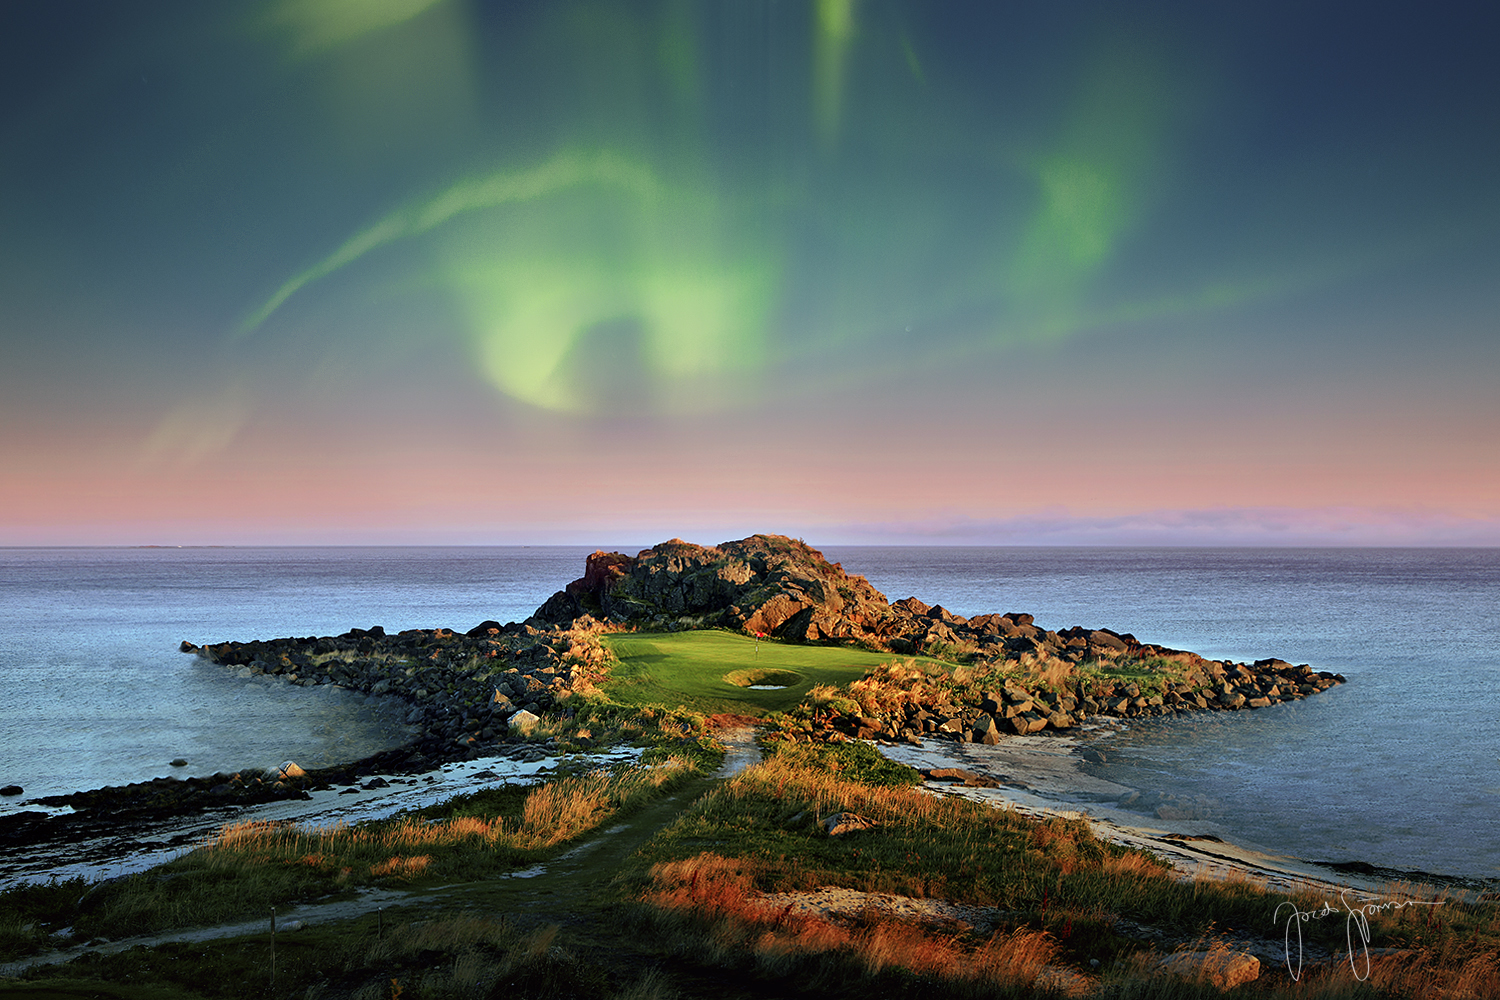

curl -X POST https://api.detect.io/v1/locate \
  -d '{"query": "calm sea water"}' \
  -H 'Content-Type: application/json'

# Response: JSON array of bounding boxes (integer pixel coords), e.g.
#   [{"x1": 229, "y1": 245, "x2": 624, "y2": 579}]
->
[
  {"x1": 0, "y1": 547, "x2": 599, "y2": 808},
  {"x1": 825, "y1": 546, "x2": 1500, "y2": 882},
  {"x1": 3, "y1": 546, "x2": 1497, "y2": 880}
]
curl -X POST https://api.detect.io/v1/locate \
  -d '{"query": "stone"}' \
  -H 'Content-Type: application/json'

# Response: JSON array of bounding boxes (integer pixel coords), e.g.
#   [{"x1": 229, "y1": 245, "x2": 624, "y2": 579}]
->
[
  {"x1": 278, "y1": 761, "x2": 306, "y2": 780},
  {"x1": 465, "y1": 620, "x2": 503, "y2": 637},
  {"x1": 169, "y1": 758, "x2": 188, "y2": 768},
  {"x1": 508, "y1": 709, "x2": 542, "y2": 735},
  {"x1": 1004, "y1": 713, "x2": 1047, "y2": 736},
  {"x1": 924, "y1": 767, "x2": 1000, "y2": 788},
  {"x1": 971, "y1": 714, "x2": 1002, "y2": 745},
  {"x1": 1, "y1": 785, "x2": 22, "y2": 796},
  {"x1": 822, "y1": 811, "x2": 875, "y2": 836}
]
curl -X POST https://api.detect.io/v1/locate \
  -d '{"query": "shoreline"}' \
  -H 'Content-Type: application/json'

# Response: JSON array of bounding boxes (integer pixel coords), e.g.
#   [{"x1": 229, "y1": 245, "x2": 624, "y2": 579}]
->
[
  {"x1": 873, "y1": 731, "x2": 1485, "y2": 901},
  {"x1": 0, "y1": 741, "x2": 644, "y2": 891}
]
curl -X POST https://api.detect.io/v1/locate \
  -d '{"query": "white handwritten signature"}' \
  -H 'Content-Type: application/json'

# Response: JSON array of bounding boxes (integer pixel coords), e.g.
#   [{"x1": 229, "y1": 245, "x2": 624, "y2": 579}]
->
[{"x1": 1275, "y1": 889, "x2": 1444, "y2": 981}]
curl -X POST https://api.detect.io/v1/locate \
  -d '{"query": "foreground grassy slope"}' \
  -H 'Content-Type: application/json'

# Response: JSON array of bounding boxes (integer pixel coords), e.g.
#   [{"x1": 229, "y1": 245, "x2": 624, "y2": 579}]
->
[{"x1": 600, "y1": 631, "x2": 947, "y2": 714}]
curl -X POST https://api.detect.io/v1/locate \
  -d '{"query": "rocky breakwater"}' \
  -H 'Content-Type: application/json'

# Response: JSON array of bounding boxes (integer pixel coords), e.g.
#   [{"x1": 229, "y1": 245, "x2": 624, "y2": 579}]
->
[
  {"x1": 187, "y1": 619, "x2": 614, "y2": 760},
  {"x1": 531, "y1": 534, "x2": 1346, "y2": 742}
]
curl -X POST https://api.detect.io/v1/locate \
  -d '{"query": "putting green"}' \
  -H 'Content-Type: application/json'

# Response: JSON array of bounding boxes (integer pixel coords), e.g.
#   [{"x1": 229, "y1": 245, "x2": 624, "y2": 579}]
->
[{"x1": 599, "y1": 630, "x2": 942, "y2": 715}]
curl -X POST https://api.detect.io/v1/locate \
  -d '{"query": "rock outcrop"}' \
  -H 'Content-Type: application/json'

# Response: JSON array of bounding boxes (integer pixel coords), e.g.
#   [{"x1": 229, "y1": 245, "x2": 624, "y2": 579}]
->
[
  {"x1": 185, "y1": 619, "x2": 612, "y2": 760},
  {"x1": 532, "y1": 534, "x2": 897, "y2": 643},
  {"x1": 532, "y1": 536, "x2": 1347, "y2": 736}
]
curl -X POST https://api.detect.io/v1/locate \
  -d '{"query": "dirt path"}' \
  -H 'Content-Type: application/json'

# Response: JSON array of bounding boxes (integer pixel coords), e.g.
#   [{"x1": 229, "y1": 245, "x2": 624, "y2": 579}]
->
[{"x1": 3, "y1": 730, "x2": 767, "y2": 977}]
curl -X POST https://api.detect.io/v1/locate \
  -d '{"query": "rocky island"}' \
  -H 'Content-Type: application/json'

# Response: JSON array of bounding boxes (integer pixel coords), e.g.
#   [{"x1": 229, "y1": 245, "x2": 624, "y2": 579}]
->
[
  {"x1": 3, "y1": 535, "x2": 1344, "y2": 833},
  {"x1": 194, "y1": 534, "x2": 1343, "y2": 746}
]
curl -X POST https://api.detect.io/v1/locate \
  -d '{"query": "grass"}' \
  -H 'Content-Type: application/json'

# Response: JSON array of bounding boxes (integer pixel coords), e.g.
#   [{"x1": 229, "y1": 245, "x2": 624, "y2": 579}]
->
[
  {"x1": 617, "y1": 749, "x2": 1500, "y2": 998},
  {"x1": 8, "y1": 912, "x2": 679, "y2": 1000},
  {"x1": 599, "y1": 630, "x2": 949, "y2": 715},
  {"x1": 11, "y1": 644, "x2": 1500, "y2": 998},
  {"x1": 1, "y1": 759, "x2": 699, "y2": 951}
]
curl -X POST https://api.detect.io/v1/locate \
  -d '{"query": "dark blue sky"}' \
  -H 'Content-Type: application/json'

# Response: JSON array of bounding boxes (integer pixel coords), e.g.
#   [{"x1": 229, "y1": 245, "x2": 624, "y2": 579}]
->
[{"x1": 3, "y1": 1, "x2": 1498, "y2": 544}]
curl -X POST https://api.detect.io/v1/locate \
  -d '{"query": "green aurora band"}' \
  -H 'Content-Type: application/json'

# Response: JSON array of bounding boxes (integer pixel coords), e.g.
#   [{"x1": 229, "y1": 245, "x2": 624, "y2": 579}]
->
[{"x1": 237, "y1": 0, "x2": 1393, "y2": 416}]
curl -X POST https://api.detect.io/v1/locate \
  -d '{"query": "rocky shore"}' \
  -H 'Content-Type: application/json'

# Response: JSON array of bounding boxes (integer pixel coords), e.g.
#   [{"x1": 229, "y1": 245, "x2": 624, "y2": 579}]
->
[
  {"x1": 3, "y1": 534, "x2": 1345, "y2": 852},
  {"x1": 535, "y1": 534, "x2": 1347, "y2": 743},
  {"x1": 0, "y1": 619, "x2": 606, "y2": 851}
]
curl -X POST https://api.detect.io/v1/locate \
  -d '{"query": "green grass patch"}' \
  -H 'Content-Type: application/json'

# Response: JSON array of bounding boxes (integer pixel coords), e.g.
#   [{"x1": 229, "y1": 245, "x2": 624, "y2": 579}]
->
[
  {"x1": 762, "y1": 739, "x2": 922, "y2": 788},
  {"x1": 600, "y1": 630, "x2": 945, "y2": 715}
]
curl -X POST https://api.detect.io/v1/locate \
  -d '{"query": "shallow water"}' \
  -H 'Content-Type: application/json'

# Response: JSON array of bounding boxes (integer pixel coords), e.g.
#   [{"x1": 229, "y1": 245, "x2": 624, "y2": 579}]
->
[
  {"x1": 826, "y1": 546, "x2": 1500, "y2": 881},
  {"x1": 0, "y1": 547, "x2": 599, "y2": 806}
]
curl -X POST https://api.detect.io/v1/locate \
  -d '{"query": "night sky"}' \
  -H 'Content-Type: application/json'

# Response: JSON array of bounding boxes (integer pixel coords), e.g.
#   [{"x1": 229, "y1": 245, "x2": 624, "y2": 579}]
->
[{"x1": 3, "y1": 1, "x2": 1498, "y2": 545}]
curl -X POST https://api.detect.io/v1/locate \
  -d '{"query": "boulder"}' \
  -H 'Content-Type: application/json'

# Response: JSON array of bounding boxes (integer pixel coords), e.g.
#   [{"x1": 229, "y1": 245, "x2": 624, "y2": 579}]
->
[
  {"x1": 971, "y1": 714, "x2": 1002, "y2": 745},
  {"x1": 0, "y1": 785, "x2": 22, "y2": 797},
  {"x1": 822, "y1": 812, "x2": 875, "y2": 837},
  {"x1": 924, "y1": 767, "x2": 1001, "y2": 788},
  {"x1": 1007, "y1": 714, "x2": 1047, "y2": 735},
  {"x1": 465, "y1": 620, "x2": 503, "y2": 637},
  {"x1": 508, "y1": 709, "x2": 542, "y2": 736}
]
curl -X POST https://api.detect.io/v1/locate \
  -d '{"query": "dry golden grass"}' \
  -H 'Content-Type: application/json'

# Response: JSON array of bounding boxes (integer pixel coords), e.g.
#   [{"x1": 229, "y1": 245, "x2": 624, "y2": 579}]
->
[
  {"x1": 192, "y1": 758, "x2": 691, "y2": 881},
  {"x1": 642, "y1": 851, "x2": 1072, "y2": 994},
  {"x1": 629, "y1": 752, "x2": 1500, "y2": 998},
  {"x1": 1018, "y1": 652, "x2": 1079, "y2": 692},
  {"x1": 369, "y1": 855, "x2": 431, "y2": 879}
]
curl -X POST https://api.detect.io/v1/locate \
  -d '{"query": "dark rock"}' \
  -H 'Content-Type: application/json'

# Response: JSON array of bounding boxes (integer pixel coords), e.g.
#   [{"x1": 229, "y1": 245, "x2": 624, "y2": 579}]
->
[
  {"x1": 465, "y1": 620, "x2": 503, "y2": 637},
  {"x1": 923, "y1": 767, "x2": 1000, "y2": 788},
  {"x1": 1, "y1": 785, "x2": 22, "y2": 797},
  {"x1": 972, "y1": 714, "x2": 1002, "y2": 745}
]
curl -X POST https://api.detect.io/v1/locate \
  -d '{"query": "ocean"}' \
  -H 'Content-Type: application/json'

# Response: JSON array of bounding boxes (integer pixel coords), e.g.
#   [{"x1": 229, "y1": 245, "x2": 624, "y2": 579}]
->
[{"x1": 2, "y1": 545, "x2": 1497, "y2": 881}]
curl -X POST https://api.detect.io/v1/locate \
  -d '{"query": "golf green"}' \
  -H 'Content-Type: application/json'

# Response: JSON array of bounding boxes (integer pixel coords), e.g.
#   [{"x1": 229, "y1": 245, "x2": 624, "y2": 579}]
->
[{"x1": 599, "y1": 630, "x2": 940, "y2": 715}]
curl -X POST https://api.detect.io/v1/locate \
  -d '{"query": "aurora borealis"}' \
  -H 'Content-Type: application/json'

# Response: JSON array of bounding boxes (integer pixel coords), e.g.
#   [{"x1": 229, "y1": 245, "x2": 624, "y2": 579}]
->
[{"x1": 3, "y1": 1, "x2": 1498, "y2": 545}]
